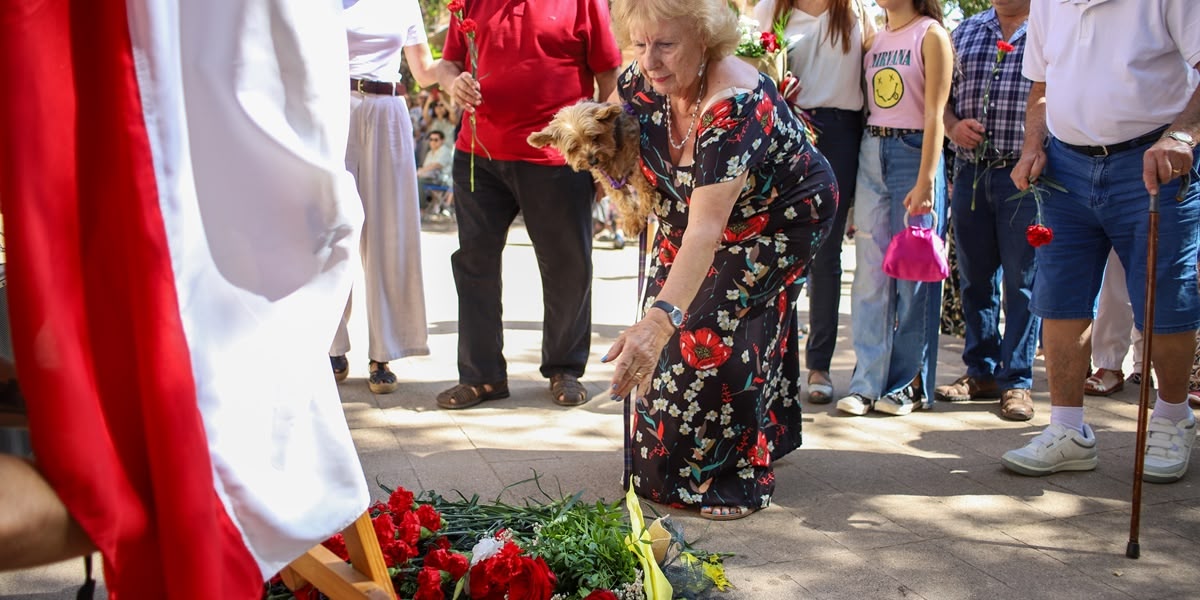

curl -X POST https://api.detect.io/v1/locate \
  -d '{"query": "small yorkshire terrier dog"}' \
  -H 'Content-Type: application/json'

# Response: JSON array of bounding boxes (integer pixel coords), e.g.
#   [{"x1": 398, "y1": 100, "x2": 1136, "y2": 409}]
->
[{"x1": 528, "y1": 101, "x2": 656, "y2": 235}]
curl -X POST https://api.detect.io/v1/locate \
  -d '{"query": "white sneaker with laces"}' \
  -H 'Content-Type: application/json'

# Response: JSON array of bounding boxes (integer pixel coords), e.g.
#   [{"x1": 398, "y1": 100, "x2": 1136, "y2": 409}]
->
[
  {"x1": 1142, "y1": 415, "x2": 1196, "y2": 483},
  {"x1": 836, "y1": 393, "x2": 873, "y2": 416},
  {"x1": 1001, "y1": 423, "x2": 1098, "y2": 476}
]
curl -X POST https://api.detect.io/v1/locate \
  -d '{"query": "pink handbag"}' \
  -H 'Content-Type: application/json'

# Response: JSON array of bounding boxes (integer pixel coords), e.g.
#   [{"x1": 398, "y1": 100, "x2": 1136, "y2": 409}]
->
[{"x1": 882, "y1": 213, "x2": 949, "y2": 282}]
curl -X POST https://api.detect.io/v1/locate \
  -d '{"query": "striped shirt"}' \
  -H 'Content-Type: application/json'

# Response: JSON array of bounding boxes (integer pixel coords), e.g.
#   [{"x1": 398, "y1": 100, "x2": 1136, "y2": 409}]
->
[{"x1": 948, "y1": 8, "x2": 1030, "y2": 161}]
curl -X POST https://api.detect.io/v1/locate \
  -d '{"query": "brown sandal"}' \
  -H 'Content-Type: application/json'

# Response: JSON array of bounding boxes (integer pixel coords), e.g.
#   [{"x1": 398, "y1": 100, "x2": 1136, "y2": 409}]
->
[
  {"x1": 549, "y1": 373, "x2": 588, "y2": 407},
  {"x1": 999, "y1": 388, "x2": 1034, "y2": 421},
  {"x1": 436, "y1": 381, "x2": 509, "y2": 410},
  {"x1": 1083, "y1": 368, "x2": 1124, "y2": 396}
]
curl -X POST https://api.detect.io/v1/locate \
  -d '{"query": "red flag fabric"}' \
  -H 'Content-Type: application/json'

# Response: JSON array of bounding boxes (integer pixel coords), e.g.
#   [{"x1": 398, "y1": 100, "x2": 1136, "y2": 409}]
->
[{"x1": 0, "y1": 1, "x2": 368, "y2": 597}]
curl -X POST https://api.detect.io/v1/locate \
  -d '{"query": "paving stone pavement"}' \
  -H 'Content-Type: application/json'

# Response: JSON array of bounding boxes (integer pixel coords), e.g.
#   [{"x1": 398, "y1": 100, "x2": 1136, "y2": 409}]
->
[{"x1": 4, "y1": 219, "x2": 1200, "y2": 599}]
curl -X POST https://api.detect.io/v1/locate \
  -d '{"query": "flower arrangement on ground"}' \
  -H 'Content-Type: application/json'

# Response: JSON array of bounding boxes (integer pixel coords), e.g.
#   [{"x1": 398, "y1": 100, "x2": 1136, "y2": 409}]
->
[{"x1": 265, "y1": 475, "x2": 730, "y2": 600}]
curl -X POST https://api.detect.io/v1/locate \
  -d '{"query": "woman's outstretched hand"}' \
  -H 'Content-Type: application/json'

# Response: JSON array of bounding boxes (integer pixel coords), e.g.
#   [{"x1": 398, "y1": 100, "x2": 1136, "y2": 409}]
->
[{"x1": 602, "y1": 315, "x2": 675, "y2": 400}]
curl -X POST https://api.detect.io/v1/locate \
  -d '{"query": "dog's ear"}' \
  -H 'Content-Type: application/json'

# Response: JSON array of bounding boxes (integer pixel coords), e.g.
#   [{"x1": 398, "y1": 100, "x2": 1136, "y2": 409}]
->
[
  {"x1": 527, "y1": 128, "x2": 555, "y2": 149},
  {"x1": 595, "y1": 103, "x2": 624, "y2": 122}
]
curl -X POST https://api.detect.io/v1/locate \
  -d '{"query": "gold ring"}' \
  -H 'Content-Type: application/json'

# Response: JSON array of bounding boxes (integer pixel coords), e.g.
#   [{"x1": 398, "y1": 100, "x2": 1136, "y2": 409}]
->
[{"x1": 633, "y1": 371, "x2": 643, "y2": 379}]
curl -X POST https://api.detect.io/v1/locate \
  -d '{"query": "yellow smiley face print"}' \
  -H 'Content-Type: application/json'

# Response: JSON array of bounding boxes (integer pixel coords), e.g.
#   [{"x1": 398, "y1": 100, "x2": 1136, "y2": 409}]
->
[{"x1": 873, "y1": 67, "x2": 903, "y2": 109}]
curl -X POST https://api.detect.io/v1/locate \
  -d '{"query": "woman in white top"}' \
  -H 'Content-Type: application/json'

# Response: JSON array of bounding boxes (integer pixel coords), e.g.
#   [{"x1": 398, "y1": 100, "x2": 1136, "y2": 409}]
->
[
  {"x1": 753, "y1": 0, "x2": 874, "y2": 405},
  {"x1": 335, "y1": 0, "x2": 440, "y2": 393}
]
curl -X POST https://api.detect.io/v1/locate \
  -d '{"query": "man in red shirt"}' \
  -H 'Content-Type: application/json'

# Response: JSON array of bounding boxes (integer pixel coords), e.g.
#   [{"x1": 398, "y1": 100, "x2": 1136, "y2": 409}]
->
[{"x1": 435, "y1": 0, "x2": 621, "y2": 409}]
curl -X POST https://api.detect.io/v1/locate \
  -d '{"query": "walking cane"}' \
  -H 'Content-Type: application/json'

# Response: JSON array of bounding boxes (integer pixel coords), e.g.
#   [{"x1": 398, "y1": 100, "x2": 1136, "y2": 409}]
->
[{"x1": 1126, "y1": 191, "x2": 1160, "y2": 559}]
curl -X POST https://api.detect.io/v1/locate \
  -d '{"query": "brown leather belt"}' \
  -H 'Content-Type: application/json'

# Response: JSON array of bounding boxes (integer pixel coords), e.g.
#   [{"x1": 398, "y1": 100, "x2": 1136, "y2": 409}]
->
[
  {"x1": 350, "y1": 78, "x2": 402, "y2": 96},
  {"x1": 1057, "y1": 127, "x2": 1167, "y2": 157},
  {"x1": 867, "y1": 125, "x2": 922, "y2": 137}
]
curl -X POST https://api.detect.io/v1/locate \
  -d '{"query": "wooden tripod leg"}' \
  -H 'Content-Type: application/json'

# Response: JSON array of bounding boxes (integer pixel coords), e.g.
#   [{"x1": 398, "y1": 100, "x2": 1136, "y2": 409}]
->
[{"x1": 281, "y1": 511, "x2": 395, "y2": 599}]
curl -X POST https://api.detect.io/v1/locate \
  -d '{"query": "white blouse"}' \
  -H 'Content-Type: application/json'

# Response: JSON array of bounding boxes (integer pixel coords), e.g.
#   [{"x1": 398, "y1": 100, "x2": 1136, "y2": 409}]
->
[
  {"x1": 753, "y1": 0, "x2": 865, "y2": 111},
  {"x1": 345, "y1": 0, "x2": 428, "y2": 83}
]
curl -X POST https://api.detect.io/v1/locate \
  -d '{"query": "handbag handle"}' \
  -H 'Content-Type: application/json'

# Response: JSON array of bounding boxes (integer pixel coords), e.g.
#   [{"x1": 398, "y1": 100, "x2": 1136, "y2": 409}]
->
[{"x1": 905, "y1": 210, "x2": 938, "y2": 230}]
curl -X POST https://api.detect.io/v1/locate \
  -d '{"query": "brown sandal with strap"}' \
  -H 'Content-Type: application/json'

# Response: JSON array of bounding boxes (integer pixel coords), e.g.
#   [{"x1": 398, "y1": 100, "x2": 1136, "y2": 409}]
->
[
  {"x1": 436, "y1": 381, "x2": 509, "y2": 410},
  {"x1": 1083, "y1": 368, "x2": 1124, "y2": 396},
  {"x1": 549, "y1": 373, "x2": 588, "y2": 407}
]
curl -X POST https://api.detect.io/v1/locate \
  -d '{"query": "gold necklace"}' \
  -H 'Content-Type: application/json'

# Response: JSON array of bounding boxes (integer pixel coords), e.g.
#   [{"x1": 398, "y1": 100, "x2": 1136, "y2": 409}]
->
[{"x1": 666, "y1": 64, "x2": 707, "y2": 151}]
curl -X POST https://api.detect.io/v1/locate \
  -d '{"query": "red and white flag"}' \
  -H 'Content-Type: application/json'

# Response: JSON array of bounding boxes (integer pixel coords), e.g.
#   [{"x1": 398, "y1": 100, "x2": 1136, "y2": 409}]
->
[{"x1": 0, "y1": 1, "x2": 368, "y2": 597}]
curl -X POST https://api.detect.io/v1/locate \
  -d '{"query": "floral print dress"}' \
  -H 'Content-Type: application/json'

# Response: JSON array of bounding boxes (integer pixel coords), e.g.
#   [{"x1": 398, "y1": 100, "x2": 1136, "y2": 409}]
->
[{"x1": 618, "y1": 64, "x2": 837, "y2": 509}]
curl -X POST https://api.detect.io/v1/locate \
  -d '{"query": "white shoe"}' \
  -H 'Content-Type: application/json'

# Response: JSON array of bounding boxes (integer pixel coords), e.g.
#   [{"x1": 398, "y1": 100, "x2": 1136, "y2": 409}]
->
[
  {"x1": 836, "y1": 393, "x2": 873, "y2": 416},
  {"x1": 874, "y1": 383, "x2": 924, "y2": 416},
  {"x1": 1001, "y1": 423, "x2": 1099, "y2": 476},
  {"x1": 1143, "y1": 415, "x2": 1196, "y2": 483}
]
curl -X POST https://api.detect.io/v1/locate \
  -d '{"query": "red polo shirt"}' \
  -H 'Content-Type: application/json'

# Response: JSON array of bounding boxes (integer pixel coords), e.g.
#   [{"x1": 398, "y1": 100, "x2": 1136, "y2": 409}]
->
[{"x1": 442, "y1": 0, "x2": 622, "y2": 165}]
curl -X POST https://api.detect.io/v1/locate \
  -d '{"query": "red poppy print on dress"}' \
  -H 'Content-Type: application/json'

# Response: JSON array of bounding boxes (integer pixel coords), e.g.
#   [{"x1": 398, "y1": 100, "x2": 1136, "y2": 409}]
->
[
  {"x1": 639, "y1": 157, "x2": 658, "y2": 188},
  {"x1": 748, "y1": 430, "x2": 771, "y2": 467},
  {"x1": 722, "y1": 214, "x2": 769, "y2": 243},
  {"x1": 700, "y1": 99, "x2": 738, "y2": 133},
  {"x1": 679, "y1": 328, "x2": 733, "y2": 370},
  {"x1": 754, "y1": 93, "x2": 775, "y2": 135},
  {"x1": 658, "y1": 237, "x2": 679, "y2": 267}
]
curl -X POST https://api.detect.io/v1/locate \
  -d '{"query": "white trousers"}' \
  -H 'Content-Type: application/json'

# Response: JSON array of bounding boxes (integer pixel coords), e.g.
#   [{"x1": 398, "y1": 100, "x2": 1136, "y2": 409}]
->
[{"x1": 332, "y1": 91, "x2": 430, "y2": 362}]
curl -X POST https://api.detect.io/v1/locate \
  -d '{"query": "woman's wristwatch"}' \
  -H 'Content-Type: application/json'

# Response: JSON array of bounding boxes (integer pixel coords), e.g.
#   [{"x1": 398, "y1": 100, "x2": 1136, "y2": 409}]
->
[{"x1": 651, "y1": 300, "x2": 684, "y2": 330}]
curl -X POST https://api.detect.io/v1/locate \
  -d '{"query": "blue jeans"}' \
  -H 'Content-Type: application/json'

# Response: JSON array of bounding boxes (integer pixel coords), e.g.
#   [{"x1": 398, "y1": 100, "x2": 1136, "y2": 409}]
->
[
  {"x1": 950, "y1": 159, "x2": 1040, "y2": 390},
  {"x1": 805, "y1": 108, "x2": 863, "y2": 371},
  {"x1": 849, "y1": 133, "x2": 947, "y2": 403},
  {"x1": 1032, "y1": 138, "x2": 1200, "y2": 333}
]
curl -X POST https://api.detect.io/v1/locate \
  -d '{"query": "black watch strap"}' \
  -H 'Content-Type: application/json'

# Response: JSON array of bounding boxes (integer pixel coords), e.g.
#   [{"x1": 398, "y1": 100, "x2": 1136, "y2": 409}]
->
[{"x1": 651, "y1": 300, "x2": 684, "y2": 329}]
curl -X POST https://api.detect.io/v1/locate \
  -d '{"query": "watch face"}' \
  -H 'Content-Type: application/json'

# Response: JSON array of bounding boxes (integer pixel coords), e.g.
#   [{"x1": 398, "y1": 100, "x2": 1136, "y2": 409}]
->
[{"x1": 1169, "y1": 131, "x2": 1196, "y2": 146}]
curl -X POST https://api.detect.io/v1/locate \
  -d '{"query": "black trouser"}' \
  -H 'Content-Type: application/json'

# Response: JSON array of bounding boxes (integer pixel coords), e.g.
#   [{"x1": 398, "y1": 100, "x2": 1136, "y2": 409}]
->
[
  {"x1": 805, "y1": 108, "x2": 862, "y2": 371},
  {"x1": 451, "y1": 151, "x2": 593, "y2": 383}
]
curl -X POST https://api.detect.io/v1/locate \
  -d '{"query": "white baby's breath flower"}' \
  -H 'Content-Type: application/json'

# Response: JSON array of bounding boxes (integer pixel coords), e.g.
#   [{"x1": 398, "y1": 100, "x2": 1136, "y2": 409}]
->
[
  {"x1": 741, "y1": 349, "x2": 750, "y2": 363},
  {"x1": 720, "y1": 414, "x2": 732, "y2": 425},
  {"x1": 706, "y1": 410, "x2": 718, "y2": 421},
  {"x1": 723, "y1": 428, "x2": 736, "y2": 438},
  {"x1": 727, "y1": 289, "x2": 741, "y2": 300},
  {"x1": 641, "y1": 447, "x2": 648, "y2": 459},
  {"x1": 784, "y1": 206, "x2": 797, "y2": 219},
  {"x1": 668, "y1": 404, "x2": 682, "y2": 417},
  {"x1": 672, "y1": 364, "x2": 685, "y2": 375},
  {"x1": 739, "y1": 467, "x2": 755, "y2": 479}
]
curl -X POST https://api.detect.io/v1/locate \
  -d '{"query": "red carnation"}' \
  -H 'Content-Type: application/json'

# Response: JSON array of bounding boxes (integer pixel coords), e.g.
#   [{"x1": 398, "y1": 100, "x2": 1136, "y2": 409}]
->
[
  {"x1": 416, "y1": 503, "x2": 442, "y2": 532},
  {"x1": 395, "y1": 509, "x2": 423, "y2": 546},
  {"x1": 760, "y1": 31, "x2": 780, "y2": 53},
  {"x1": 426, "y1": 548, "x2": 470, "y2": 580},
  {"x1": 679, "y1": 328, "x2": 733, "y2": 370},
  {"x1": 460, "y1": 18, "x2": 478, "y2": 35},
  {"x1": 388, "y1": 486, "x2": 415, "y2": 515},
  {"x1": 384, "y1": 540, "x2": 415, "y2": 567},
  {"x1": 508, "y1": 556, "x2": 557, "y2": 600},
  {"x1": 583, "y1": 591, "x2": 619, "y2": 600},
  {"x1": 321, "y1": 533, "x2": 349, "y2": 562},
  {"x1": 447, "y1": 0, "x2": 464, "y2": 13},
  {"x1": 996, "y1": 40, "x2": 1015, "y2": 53},
  {"x1": 415, "y1": 566, "x2": 445, "y2": 600},
  {"x1": 1026, "y1": 224, "x2": 1053, "y2": 247}
]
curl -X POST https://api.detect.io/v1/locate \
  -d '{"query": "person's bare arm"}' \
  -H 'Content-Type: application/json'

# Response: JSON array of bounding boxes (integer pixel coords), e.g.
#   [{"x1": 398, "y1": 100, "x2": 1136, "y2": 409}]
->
[
  {"x1": 903, "y1": 24, "x2": 952, "y2": 216},
  {"x1": 1010, "y1": 81, "x2": 1047, "y2": 192},
  {"x1": 436, "y1": 59, "x2": 480, "y2": 112},
  {"x1": 0, "y1": 455, "x2": 95, "y2": 571},
  {"x1": 595, "y1": 68, "x2": 618, "y2": 103},
  {"x1": 403, "y1": 43, "x2": 440, "y2": 88},
  {"x1": 603, "y1": 174, "x2": 747, "y2": 398}
]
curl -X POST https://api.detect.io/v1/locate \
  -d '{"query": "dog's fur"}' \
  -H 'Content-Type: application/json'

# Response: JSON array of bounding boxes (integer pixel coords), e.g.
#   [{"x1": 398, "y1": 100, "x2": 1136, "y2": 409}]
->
[{"x1": 528, "y1": 101, "x2": 656, "y2": 235}]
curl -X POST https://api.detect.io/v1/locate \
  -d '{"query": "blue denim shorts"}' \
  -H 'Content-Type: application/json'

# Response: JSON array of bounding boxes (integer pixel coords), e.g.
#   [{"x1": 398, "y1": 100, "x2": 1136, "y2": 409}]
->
[{"x1": 1030, "y1": 137, "x2": 1200, "y2": 333}]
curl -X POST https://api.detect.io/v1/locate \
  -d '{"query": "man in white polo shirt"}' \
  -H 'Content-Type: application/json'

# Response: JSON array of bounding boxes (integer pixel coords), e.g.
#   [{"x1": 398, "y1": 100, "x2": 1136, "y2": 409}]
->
[{"x1": 1003, "y1": 0, "x2": 1200, "y2": 482}]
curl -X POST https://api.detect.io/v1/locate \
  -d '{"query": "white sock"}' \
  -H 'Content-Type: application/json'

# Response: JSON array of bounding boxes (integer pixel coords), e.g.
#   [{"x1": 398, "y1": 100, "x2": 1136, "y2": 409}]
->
[
  {"x1": 1151, "y1": 394, "x2": 1193, "y2": 424},
  {"x1": 1050, "y1": 405, "x2": 1086, "y2": 434}
]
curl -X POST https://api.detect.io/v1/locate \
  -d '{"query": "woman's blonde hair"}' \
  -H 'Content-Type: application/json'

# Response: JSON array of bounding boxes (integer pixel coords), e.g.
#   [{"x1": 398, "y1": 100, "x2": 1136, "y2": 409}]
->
[{"x1": 611, "y1": 0, "x2": 740, "y2": 63}]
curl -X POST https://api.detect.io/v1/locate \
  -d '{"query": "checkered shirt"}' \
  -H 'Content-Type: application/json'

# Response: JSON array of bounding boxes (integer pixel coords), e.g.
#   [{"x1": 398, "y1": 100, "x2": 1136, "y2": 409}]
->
[{"x1": 948, "y1": 8, "x2": 1031, "y2": 162}]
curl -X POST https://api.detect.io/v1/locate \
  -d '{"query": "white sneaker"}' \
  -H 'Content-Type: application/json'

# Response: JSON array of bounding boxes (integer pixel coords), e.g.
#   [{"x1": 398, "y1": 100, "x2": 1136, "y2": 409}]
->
[
  {"x1": 836, "y1": 393, "x2": 873, "y2": 416},
  {"x1": 1143, "y1": 415, "x2": 1196, "y2": 483},
  {"x1": 1001, "y1": 423, "x2": 1099, "y2": 476},
  {"x1": 873, "y1": 383, "x2": 924, "y2": 416}
]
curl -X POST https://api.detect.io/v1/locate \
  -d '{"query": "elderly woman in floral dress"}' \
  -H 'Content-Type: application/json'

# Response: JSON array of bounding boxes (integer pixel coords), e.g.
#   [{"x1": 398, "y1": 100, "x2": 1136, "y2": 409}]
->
[{"x1": 602, "y1": 0, "x2": 837, "y2": 520}]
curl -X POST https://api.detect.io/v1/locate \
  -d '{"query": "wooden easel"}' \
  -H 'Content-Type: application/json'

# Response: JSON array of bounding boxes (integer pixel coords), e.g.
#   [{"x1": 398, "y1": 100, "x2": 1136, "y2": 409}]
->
[{"x1": 279, "y1": 511, "x2": 396, "y2": 599}]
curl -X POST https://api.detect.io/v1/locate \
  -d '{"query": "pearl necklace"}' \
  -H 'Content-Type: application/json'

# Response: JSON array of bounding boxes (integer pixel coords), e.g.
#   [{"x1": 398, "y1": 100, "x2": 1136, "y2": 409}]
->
[{"x1": 666, "y1": 64, "x2": 707, "y2": 151}]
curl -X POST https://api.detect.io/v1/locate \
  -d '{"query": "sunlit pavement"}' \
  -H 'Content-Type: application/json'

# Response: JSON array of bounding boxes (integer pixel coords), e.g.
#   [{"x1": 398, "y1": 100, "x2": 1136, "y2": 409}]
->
[{"x1": 4, "y1": 218, "x2": 1200, "y2": 599}]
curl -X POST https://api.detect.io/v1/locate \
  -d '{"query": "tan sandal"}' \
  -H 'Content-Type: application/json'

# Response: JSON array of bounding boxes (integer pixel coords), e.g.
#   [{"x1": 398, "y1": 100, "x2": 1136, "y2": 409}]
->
[
  {"x1": 436, "y1": 381, "x2": 509, "y2": 410},
  {"x1": 1084, "y1": 368, "x2": 1124, "y2": 396},
  {"x1": 700, "y1": 505, "x2": 759, "y2": 521}
]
